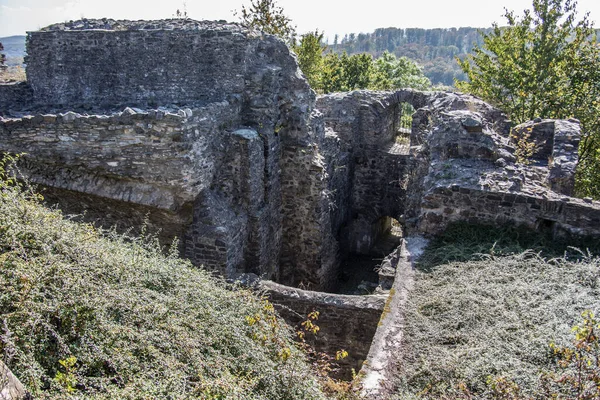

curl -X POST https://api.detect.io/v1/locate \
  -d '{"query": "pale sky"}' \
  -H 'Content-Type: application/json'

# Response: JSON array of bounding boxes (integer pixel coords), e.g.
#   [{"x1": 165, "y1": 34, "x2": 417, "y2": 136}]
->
[{"x1": 1, "y1": 0, "x2": 600, "y2": 40}]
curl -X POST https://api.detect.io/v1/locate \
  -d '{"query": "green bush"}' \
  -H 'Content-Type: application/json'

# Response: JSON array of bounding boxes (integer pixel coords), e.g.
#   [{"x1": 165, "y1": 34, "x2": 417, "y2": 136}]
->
[{"x1": 0, "y1": 157, "x2": 325, "y2": 399}]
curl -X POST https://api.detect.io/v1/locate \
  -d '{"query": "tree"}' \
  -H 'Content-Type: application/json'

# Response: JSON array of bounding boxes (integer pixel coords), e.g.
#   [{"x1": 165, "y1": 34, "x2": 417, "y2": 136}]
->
[
  {"x1": 456, "y1": 0, "x2": 600, "y2": 197},
  {"x1": 371, "y1": 51, "x2": 431, "y2": 90},
  {"x1": 0, "y1": 42, "x2": 6, "y2": 71},
  {"x1": 237, "y1": 0, "x2": 296, "y2": 44},
  {"x1": 320, "y1": 53, "x2": 345, "y2": 93},
  {"x1": 293, "y1": 30, "x2": 326, "y2": 90},
  {"x1": 319, "y1": 52, "x2": 375, "y2": 93},
  {"x1": 234, "y1": 0, "x2": 431, "y2": 95},
  {"x1": 342, "y1": 53, "x2": 375, "y2": 90}
]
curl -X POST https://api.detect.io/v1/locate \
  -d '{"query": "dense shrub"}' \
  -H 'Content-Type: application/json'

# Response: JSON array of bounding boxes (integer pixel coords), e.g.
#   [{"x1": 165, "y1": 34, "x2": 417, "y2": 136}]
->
[
  {"x1": 0, "y1": 158, "x2": 325, "y2": 399},
  {"x1": 393, "y1": 224, "x2": 600, "y2": 399}
]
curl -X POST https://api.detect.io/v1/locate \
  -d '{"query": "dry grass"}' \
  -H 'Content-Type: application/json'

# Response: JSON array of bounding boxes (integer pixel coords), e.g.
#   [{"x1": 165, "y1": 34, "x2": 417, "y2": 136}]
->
[{"x1": 0, "y1": 65, "x2": 26, "y2": 82}]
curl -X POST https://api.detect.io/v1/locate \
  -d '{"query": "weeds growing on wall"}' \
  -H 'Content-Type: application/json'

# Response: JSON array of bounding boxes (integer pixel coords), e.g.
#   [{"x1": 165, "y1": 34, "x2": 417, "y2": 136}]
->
[{"x1": 0, "y1": 156, "x2": 326, "y2": 399}]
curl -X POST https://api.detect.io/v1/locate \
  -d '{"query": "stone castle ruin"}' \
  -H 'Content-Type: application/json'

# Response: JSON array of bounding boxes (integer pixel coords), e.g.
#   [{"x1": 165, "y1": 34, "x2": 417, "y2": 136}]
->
[{"x1": 1, "y1": 19, "x2": 600, "y2": 388}]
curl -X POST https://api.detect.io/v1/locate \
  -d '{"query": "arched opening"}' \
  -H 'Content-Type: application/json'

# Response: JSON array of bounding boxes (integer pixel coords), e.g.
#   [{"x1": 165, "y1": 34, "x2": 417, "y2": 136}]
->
[
  {"x1": 336, "y1": 216, "x2": 403, "y2": 294},
  {"x1": 395, "y1": 102, "x2": 415, "y2": 146}
]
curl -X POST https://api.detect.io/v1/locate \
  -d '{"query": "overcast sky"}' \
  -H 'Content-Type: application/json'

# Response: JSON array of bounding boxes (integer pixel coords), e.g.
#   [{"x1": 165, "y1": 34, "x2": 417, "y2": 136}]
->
[{"x1": 1, "y1": 0, "x2": 600, "y2": 40}]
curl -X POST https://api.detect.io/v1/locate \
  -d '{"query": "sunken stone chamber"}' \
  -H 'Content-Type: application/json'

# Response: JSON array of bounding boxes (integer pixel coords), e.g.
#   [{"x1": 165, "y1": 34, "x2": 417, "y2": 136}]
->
[{"x1": 4, "y1": 18, "x2": 600, "y2": 389}]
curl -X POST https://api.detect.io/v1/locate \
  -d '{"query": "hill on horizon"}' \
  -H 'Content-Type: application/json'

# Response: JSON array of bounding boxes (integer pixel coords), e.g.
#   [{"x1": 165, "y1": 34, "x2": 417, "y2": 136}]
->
[{"x1": 0, "y1": 35, "x2": 26, "y2": 66}]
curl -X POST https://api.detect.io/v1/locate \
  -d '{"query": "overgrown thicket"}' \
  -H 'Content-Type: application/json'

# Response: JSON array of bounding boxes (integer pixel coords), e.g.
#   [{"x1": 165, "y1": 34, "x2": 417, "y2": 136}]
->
[
  {"x1": 394, "y1": 223, "x2": 600, "y2": 399},
  {"x1": 0, "y1": 158, "x2": 326, "y2": 400},
  {"x1": 457, "y1": 0, "x2": 600, "y2": 199}
]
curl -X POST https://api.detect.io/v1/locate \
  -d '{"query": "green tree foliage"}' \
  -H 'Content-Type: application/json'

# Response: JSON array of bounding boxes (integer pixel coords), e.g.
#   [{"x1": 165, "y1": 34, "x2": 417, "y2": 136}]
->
[
  {"x1": 236, "y1": 0, "x2": 431, "y2": 95},
  {"x1": 456, "y1": 0, "x2": 600, "y2": 198},
  {"x1": 321, "y1": 51, "x2": 431, "y2": 93},
  {"x1": 305, "y1": 50, "x2": 431, "y2": 94},
  {"x1": 293, "y1": 30, "x2": 326, "y2": 89},
  {"x1": 237, "y1": 0, "x2": 296, "y2": 44},
  {"x1": 310, "y1": 52, "x2": 374, "y2": 93},
  {"x1": 371, "y1": 51, "x2": 432, "y2": 90},
  {"x1": 565, "y1": 43, "x2": 600, "y2": 197},
  {"x1": 320, "y1": 53, "x2": 345, "y2": 93},
  {"x1": 341, "y1": 53, "x2": 375, "y2": 90},
  {"x1": 333, "y1": 27, "x2": 494, "y2": 86}
]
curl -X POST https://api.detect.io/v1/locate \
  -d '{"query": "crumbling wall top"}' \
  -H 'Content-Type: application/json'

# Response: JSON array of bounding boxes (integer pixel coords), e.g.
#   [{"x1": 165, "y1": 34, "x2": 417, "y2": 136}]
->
[
  {"x1": 38, "y1": 18, "x2": 246, "y2": 33},
  {"x1": 14, "y1": 19, "x2": 306, "y2": 112}
]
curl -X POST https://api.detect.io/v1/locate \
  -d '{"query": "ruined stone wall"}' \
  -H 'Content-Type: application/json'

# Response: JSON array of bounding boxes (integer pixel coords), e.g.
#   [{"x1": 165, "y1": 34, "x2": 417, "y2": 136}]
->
[
  {"x1": 0, "y1": 82, "x2": 33, "y2": 112},
  {"x1": 402, "y1": 93, "x2": 600, "y2": 239},
  {"x1": 317, "y1": 92, "x2": 411, "y2": 255},
  {"x1": 348, "y1": 148, "x2": 408, "y2": 253},
  {"x1": 0, "y1": 19, "x2": 343, "y2": 290},
  {"x1": 0, "y1": 105, "x2": 231, "y2": 211},
  {"x1": 3, "y1": 19, "x2": 600, "y2": 295},
  {"x1": 0, "y1": 101, "x2": 260, "y2": 275},
  {"x1": 418, "y1": 182, "x2": 600, "y2": 239},
  {"x1": 25, "y1": 20, "x2": 252, "y2": 109},
  {"x1": 261, "y1": 281, "x2": 385, "y2": 379}
]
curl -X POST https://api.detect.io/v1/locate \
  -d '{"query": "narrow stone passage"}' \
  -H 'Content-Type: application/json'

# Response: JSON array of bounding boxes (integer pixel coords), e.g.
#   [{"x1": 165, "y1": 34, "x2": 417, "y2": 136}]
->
[{"x1": 336, "y1": 218, "x2": 403, "y2": 295}]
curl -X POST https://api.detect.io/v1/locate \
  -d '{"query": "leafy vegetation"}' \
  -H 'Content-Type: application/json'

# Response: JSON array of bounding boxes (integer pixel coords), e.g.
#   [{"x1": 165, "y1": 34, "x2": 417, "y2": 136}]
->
[
  {"x1": 456, "y1": 0, "x2": 600, "y2": 198},
  {"x1": 331, "y1": 27, "x2": 495, "y2": 87},
  {"x1": 237, "y1": 0, "x2": 296, "y2": 45},
  {"x1": 0, "y1": 157, "x2": 326, "y2": 399},
  {"x1": 293, "y1": 30, "x2": 327, "y2": 89},
  {"x1": 372, "y1": 52, "x2": 432, "y2": 91},
  {"x1": 393, "y1": 223, "x2": 600, "y2": 399},
  {"x1": 237, "y1": 0, "x2": 431, "y2": 94},
  {"x1": 314, "y1": 50, "x2": 431, "y2": 94}
]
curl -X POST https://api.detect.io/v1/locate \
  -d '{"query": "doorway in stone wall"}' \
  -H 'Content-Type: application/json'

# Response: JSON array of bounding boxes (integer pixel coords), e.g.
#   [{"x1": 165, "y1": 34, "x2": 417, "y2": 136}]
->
[
  {"x1": 336, "y1": 216, "x2": 403, "y2": 295},
  {"x1": 395, "y1": 102, "x2": 415, "y2": 147}
]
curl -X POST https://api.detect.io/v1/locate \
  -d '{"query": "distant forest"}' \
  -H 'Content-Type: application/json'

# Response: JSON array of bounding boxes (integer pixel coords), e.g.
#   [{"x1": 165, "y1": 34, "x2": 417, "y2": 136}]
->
[
  {"x1": 328, "y1": 27, "x2": 491, "y2": 87},
  {"x1": 328, "y1": 27, "x2": 600, "y2": 87}
]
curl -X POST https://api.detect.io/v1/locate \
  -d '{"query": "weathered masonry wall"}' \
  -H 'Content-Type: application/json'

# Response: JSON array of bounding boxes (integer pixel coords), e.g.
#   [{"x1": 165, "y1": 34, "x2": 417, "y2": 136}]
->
[
  {"x1": 419, "y1": 184, "x2": 600, "y2": 238},
  {"x1": 0, "y1": 19, "x2": 339, "y2": 288},
  {"x1": 3, "y1": 19, "x2": 600, "y2": 295},
  {"x1": 359, "y1": 239, "x2": 414, "y2": 398},
  {"x1": 0, "y1": 82, "x2": 33, "y2": 111},
  {"x1": 404, "y1": 102, "x2": 595, "y2": 237},
  {"x1": 261, "y1": 281, "x2": 385, "y2": 379},
  {"x1": 317, "y1": 92, "x2": 412, "y2": 256},
  {"x1": 25, "y1": 21, "x2": 249, "y2": 108}
]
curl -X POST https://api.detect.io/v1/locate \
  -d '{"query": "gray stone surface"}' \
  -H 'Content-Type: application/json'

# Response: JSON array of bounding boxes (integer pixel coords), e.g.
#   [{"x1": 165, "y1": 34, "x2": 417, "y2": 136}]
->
[
  {"x1": 359, "y1": 239, "x2": 414, "y2": 398},
  {"x1": 0, "y1": 360, "x2": 29, "y2": 400},
  {"x1": 261, "y1": 280, "x2": 386, "y2": 379},
  {"x1": 1, "y1": 18, "x2": 600, "y2": 293}
]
